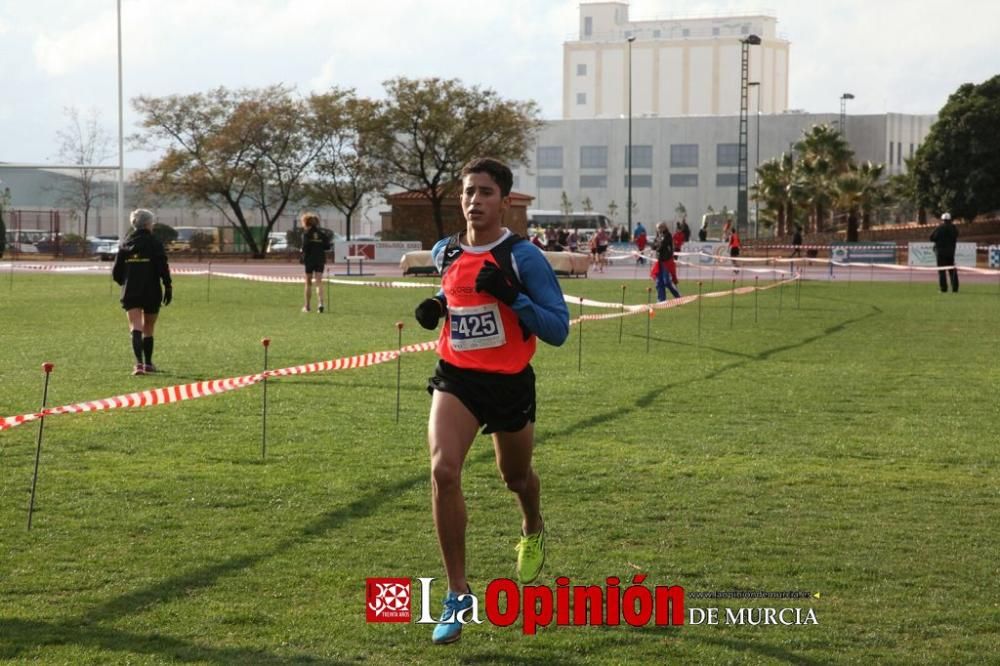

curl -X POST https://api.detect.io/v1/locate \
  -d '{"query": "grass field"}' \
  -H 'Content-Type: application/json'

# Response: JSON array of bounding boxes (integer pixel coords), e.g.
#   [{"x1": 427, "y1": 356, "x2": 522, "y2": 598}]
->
[{"x1": 1, "y1": 272, "x2": 998, "y2": 665}]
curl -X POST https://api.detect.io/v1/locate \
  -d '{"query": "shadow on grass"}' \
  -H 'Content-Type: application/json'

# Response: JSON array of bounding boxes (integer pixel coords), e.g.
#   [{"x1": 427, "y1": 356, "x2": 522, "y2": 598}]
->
[
  {"x1": 563, "y1": 305, "x2": 883, "y2": 436},
  {"x1": 2, "y1": 447, "x2": 494, "y2": 665},
  {"x1": 0, "y1": 619, "x2": 344, "y2": 665},
  {"x1": 584, "y1": 623, "x2": 833, "y2": 666}
]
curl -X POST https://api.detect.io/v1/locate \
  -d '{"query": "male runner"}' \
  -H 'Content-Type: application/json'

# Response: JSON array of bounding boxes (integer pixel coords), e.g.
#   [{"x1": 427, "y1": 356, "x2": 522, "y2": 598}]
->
[{"x1": 414, "y1": 157, "x2": 569, "y2": 644}]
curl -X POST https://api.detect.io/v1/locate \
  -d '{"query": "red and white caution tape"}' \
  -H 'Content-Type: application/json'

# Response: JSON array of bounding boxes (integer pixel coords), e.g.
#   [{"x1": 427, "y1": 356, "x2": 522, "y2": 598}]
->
[
  {"x1": 0, "y1": 341, "x2": 438, "y2": 432},
  {"x1": 1, "y1": 276, "x2": 796, "y2": 432}
]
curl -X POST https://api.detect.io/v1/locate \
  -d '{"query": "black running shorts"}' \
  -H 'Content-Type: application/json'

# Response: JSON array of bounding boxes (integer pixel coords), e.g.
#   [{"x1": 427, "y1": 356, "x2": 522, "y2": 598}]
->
[
  {"x1": 304, "y1": 262, "x2": 325, "y2": 274},
  {"x1": 121, "y1": 299, "x2": 161, "y2": 314},
  {"x1": 427, "y1": 360, "x2": 536, "y2": 435}
]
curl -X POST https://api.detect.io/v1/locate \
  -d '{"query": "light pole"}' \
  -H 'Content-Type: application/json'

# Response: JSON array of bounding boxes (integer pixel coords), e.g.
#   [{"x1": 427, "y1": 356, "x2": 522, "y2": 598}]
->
[
  {"x1": 840, "y1": 92, "x2": 854, "y2": 139},
  {"x1": 737, "y1": 34, "x2": 761, "y2": 237},
  {"x1": 627, "y1": 35, "x2": 636, "y2": 238},
  {"x1": 748, "y1": 81, "x2": 761, "y2": 238}
]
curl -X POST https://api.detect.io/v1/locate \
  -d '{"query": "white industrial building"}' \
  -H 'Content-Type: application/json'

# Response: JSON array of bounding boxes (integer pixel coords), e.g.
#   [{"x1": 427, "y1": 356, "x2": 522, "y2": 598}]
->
[
  {"x1": 514, "y1": 112, "x2": 935, "y2": 230},
  {"x1": 564, "y1": 2, "x2": 790, "y2": 119},
  {"x1": 515, "y1": 2, "x2": 936, "y2": 232}
]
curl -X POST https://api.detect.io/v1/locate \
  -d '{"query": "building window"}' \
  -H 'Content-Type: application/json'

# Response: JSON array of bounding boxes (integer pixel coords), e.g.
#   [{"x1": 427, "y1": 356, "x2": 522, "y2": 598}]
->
[
  {"x1": 716, "y1": 173, "x2": 743, "y2": 187},
  {"x1": 909, "y1": 143, "x2": 914, "y2": 158},
  {"x1": 888, "y1": 142, "x2": 894, "y2": 165},
  {"x1": 537, "y1": 146, "x2": 563, "y2": 169},
  {"x1": 670, "y1": 144, "x2": 699, "y2": 167},
  {"x1": 584, "y1": 16, "x2": 592, "y2": 36},
  {"x1": 576, "y1": 92, "x2": 587, "y2": 105},
  {"x1": 712, "y1": 27, "x2": 720, "y2": 36},
  {"x1": 512, "y1": 175, "x2": 520, "y2": 189},
  {"x1": 682, "y1": 28, "x2": 690, "y2": 37},
  {"x1": 741, "y1": 24, "x2": 750, "y2": 34},
  {"x1": 716, "y1": 143, "x2": 740, "y2": 167},
  {"x1": 624, "y1": 145, "x2": 653, "y2": 169},
  {"x1": 670, "y1": 174, "x2": 699, "y2": 187},
  {"x1": 624, "y1": 175, "x2": 652, "y2": 188},
  {"x1": 653, "y1": 29, "x2": 661, "y2": 38},
  {"x1": 537, "y1": 175, "x2": 563, "y2": 189},
  {"x1": 577, "y1": 63, "x2": 587, "y2": 76},
  {"x1": 624, "y1": 30, "x2": 633, "y2": 39},
  {"x1": 580, "y1": 146, "x2": 608, "y2": 169},
  {"x1": 580, "y1": 175, "x2": 607, "y2": 188},
  {"x1": 897, "y1": 142, "x2": 902, "y2": 165}
]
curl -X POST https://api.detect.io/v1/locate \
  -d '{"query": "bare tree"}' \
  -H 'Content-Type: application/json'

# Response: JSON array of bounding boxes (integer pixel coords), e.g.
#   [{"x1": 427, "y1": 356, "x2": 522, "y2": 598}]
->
[{"x1": 54, "y1": 107, "x2": 115, "y2": 238}]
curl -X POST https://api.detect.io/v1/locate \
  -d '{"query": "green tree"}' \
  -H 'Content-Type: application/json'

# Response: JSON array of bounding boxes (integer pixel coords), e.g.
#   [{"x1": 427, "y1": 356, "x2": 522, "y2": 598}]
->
[
  {"x1": 581, "y1": 196, "x2": 593, "y2": 213},
  {"x1": 133, "y1": 86, "x2": 324, "y2": 257},
  {"x1": 305, "y1": 91, "x2": 385, "y2": 241},
  {"x1": 372, "y1": 77, "x2": 541, "y2": 239},
  {"x1": 911, "y1": 75, "x2": 1000, "y2": 220},
  {"x1": 674, "y1": 202, "x2": 687, "y2": 221}
]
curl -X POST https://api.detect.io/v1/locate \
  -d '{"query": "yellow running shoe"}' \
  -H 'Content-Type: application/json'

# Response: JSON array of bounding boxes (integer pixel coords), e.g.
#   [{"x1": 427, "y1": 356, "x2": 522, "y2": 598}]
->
[{"x1": 515, "y1": 527, "x2": 545, "y2": 584}]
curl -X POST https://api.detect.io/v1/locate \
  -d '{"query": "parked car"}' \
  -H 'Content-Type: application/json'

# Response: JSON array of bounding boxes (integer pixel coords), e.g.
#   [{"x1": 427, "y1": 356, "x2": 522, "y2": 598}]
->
[
  {"x1": 89, "y1": 235, "x2": 120, "y2": 261},
  {"x1": 266, "y1": 232, "x2": 292, "y2": 253},
  {"x1": 5, "y1": 229, "x2": 45, "y2": 253}
]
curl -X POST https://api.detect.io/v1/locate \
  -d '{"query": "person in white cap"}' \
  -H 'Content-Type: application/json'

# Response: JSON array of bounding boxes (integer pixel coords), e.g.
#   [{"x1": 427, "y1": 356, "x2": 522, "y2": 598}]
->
[{"x1": 930, "y1": 212, "x2": 959, "y2": 293}]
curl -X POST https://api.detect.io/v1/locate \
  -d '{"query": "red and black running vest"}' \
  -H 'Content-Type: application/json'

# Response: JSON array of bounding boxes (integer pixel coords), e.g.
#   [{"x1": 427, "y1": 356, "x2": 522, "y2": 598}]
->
[{"x1": 437, "y1": 232, "x2": 535, "y2": 374}]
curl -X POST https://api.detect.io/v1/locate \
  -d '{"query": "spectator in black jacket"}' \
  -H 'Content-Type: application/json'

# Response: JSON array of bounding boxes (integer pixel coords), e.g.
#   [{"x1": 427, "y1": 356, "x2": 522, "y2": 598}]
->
[
  {"x1": 112, "y1": 208, "x2": 172, "y2": 375},
  {"x1": 300, "y1": 212, "x2": 330, "y2": 312},
  {"x1": 930, "y1": 212, "x2": 959, "y2": 293}
]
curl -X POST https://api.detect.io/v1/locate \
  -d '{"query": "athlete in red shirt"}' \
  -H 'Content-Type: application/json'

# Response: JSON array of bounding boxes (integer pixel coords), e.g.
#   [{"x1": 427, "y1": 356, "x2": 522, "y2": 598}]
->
[{"x1": 413, "y1": 158, "x2": 569, "y2": 644}]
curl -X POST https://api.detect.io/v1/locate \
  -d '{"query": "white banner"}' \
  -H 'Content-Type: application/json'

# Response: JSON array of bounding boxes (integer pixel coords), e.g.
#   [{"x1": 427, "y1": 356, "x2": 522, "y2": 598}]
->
[
  {"x1": 681, "y1": 242, "x2": 727, "y2": 265},
  {"x1": 340, "y1": 241, "x2": 422, "y2": 263},
  {"x1": 908, "y1": 242, "x2": 977, "y2": 267}
]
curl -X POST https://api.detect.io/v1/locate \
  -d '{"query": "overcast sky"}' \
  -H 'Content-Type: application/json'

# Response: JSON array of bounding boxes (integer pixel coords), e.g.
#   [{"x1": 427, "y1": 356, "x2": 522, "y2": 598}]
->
[{"x1": 1, "y1": 0, "x2": 998, "y2": 168}]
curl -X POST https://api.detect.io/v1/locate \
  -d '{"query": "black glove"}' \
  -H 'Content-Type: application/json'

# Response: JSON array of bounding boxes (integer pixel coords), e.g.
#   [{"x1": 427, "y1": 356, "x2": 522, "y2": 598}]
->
[
  {"x1": 162, "y1": 286, "x2": 173, "y2": 306},
  {"x1": 475, "y1": 261, "x2": 519, "y2": 306},
  {"x1": 415, "y1": 296, "x2": 446, "y2": 330}
]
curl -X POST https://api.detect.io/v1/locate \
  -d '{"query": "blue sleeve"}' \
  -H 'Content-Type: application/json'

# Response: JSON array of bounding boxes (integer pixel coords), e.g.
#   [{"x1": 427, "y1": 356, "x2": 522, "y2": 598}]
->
[
  {"x1": 510, "y1": 243, "x2": 570, "y2": 346},
  {"x1": 430, "y1": 238, "x2": 448, "y2": 302}
]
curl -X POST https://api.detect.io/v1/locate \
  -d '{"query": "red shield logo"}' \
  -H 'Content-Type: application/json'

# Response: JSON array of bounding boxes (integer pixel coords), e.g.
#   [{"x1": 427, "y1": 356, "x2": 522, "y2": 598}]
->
[{"x1": 366, "y1": 578, "x2": 411, "y2": 623}]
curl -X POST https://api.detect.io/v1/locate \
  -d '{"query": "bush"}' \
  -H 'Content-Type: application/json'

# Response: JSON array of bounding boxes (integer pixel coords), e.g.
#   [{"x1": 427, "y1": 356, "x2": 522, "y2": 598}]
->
[
  {"x1": 60, "y1": 233, "x2": 88, "y2": 256},
  {"x1": 189, "y1": 232, "x2": 215, "y2": 253},
  {"x1": 152, "y1": 222, "x2": 178, "y2": 245}
]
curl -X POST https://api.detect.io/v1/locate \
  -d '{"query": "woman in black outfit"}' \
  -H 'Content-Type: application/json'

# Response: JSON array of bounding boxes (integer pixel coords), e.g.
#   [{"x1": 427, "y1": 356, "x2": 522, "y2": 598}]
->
[
  {"x1": 112, "y1": 208, "x2": 172, "y2": 376},
  {"x1": 300, "y1": 212, "x2": 329, "y2": 313}
]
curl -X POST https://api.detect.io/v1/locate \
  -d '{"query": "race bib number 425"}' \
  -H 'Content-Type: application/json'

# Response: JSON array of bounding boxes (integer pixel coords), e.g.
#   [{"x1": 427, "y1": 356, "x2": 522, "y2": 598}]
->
[{"x1": 449, "y1": 303, "x2": 506, "y2": 351}]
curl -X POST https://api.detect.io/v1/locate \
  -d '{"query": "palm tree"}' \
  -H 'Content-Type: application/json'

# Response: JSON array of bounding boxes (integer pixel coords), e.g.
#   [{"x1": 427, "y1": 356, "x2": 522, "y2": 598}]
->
[
  {"x1": 752, "y1": 152, "x2": 796, "y2": 237},
  {"x1": 833, "y1": 170, "x2": 864, "y2": 241},
  {"x1": 856, "y1": 161, "x2": 886, "y2": 231},
  {"x1": 794, "y1": 124, "x2": 854, "y2": 233}
]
